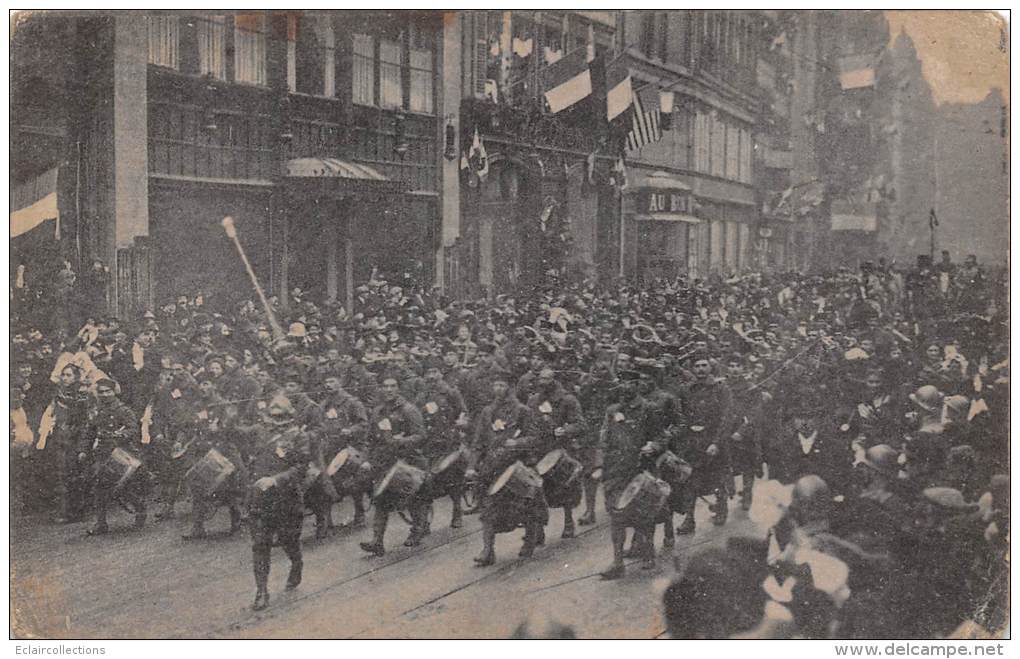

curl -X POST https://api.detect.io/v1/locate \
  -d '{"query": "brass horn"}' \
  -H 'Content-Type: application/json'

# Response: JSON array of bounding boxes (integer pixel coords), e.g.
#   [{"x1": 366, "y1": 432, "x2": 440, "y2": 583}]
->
[{"x1": 632, "y1": 324, "x2": 663, "y2": 345}]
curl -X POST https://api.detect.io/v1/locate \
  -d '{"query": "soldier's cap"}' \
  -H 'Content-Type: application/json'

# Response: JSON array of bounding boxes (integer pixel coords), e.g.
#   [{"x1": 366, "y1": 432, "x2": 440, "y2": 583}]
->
[
  {"x1": 95, "y1": 378, "x2": 118, "y2": 391},
  {"x1": 923, "y1": 487, "x2": 978, "y2": 514},
  {"x1": 204, "y1": 353, "x2": 225, "y2": 365}
]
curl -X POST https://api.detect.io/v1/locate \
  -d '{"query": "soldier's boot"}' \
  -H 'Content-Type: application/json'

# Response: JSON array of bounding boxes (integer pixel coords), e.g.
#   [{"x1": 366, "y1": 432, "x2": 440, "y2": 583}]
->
[
  {"x1": 229, "y1": 506, "x2": 243, "y2": 535},
  {"x1": 359, "y1": 512, "x2": 387, "y2": 557},
  {"x1": 450, "y1": 494, "x2": 464, "y2": 529},
  {"x1": 640, "y1": 525, "x2": 657, "y2": 570},
  {"x1": 351, "y1": 494, "x2": 367, "y2": 527},
  {"x1": 662, "y1": 520, "x2": 676, "y2": 549},
  {"x1": 600, "y1": 522, "x2": 627, "y2": 580},
  {"x1": 87, "y1": 496, "x2": 110, "y2": 536},
  {"x1": 579, "y1": 477, "x2": 598, "y2": 526},
  {"x1": 561, "y1": 508, "x2": 576, "y2": 539},
  {"x1": 315, "y1": 510, "x2": 329, "y2": 540},
  {"x1": 519, "y1": 523, "x2": 541, "y2": 558},
  {"x1": 740, "y1": 473, "x2": 755, "y2": 511},
  {"x1": 474, "y1": 523, "x2": 496, "y2": 567},
  {"x1": 712, "y1": 490, "x2": 728, "y2": 526},
  {"x1": 285, "y1": 559, "x2": 303, "y2": 591},
  {"x1": 404, "y1": 504, "x2": 430, "y2": 546},
  {"x1": 677, "y1": 514, "x2": 696, "y2": 535},
  {"x1": 182, "y1": 496, "x2": 208, "y2": 540},
  {"x1": 252, "y1": 547, "x2": 271, "y2": 611},
  {"x1": 623, "y1": 530, "x2": 649, "y2": 558}
]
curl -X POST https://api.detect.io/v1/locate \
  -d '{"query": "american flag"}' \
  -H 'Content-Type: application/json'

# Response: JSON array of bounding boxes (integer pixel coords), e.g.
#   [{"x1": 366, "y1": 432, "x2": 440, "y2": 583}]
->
[{"x1": 626, "y1": 91, "x2": 662, "y2": 152}]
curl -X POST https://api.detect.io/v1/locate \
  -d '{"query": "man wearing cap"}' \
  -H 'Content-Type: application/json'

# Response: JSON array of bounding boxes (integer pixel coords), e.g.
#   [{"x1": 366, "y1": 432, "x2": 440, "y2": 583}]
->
[
  {"x1": 317, "y1": 373, "x2": 371, "y2": 529},
  {"x1": 247, "y1": 392, "x2": 314, "y2": 611},
  {"x1": 82, "y1": 378, "x2": 147, "y2": 536},
  {"x1": 468, "y1": 367, "x2": 547, "y2": 566},
  {"x1": 576, "y1": 360, "x2": 617, "y2": 526},
  {"x1": 596, "y1": 370, "x2": 661, "y2": 579},
  {"x1": 416, "y1": 356, "x2": 469, "y2": 529},
  {"x1": 724, "y1": 353, "x2": 767, "y2": 511},
  {"x1": 219, "y1": 351, "x2": 262, "y2": 422},
  {"x1": 359, "y1": 376, "x2": 431, "y2": 556},
  {"x1": 676, "y1": 352, "x2": 733, "y2": 533},
  {"x1": 527, "y1": 367, "x2": 587, "y2": 539}
]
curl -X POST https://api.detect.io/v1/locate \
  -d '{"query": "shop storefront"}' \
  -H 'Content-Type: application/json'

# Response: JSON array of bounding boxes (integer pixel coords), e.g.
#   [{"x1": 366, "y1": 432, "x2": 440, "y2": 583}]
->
[{"x1": 623, "y1": 171, "x2": 702, "y2": 284}]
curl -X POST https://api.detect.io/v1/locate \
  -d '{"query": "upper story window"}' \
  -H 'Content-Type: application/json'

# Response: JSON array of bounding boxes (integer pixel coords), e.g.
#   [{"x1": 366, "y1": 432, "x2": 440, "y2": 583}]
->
[
  {"x1": 147, "y1": 15, "x2": 179, "y2": 69},
  {"x1": 640, "y1": 11, "x2": 668, "y2": 61},
  {"x1": 198, "y1": 15, "x2": 227, "y2": 80},
  {"x1": 234, "y1": 14, "x2": 267, "y2": 86},
  {"x1": 289, "y1": 13, "x2": 336, "y2": 96},
  {"x1": 352, "y1": 16, "x2": 437, "y2": 115}
]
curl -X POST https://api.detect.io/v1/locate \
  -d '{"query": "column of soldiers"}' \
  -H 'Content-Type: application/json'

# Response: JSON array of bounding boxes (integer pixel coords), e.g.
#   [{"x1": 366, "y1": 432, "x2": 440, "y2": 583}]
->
[{"x1": 11, "y1": 256, "x2": 1008, "y2": 627}]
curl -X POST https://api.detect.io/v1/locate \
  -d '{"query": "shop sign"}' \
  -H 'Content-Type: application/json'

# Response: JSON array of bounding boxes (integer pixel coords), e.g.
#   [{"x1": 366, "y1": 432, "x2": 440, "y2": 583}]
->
[{"x1": 639, "y1": 189, "x2": 693, "y2": 215}]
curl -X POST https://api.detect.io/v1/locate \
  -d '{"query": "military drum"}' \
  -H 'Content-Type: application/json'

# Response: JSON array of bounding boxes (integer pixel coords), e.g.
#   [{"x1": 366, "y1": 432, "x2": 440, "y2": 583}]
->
[
  {"x1": 374, "y1": 460, "x2": 427, "y2": 510},
  {"x1": 97, "y1": 447, "x2": 143, "y2": 492},
  {"x1": 612, "y1": 471, "x2": 671, "y2": 526},
  {"x1": 185, "y1": 447, "x2": 237, "y2": 494}
]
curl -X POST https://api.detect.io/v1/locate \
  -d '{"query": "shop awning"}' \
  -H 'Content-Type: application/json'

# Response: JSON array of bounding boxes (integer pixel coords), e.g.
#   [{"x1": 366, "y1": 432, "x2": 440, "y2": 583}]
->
[
  {"x1": 284, "y1": 158, "x2": 405, "y2": 194},
  {"x1": 633, "y1": 213, "x2": 700, "y2": 224}
]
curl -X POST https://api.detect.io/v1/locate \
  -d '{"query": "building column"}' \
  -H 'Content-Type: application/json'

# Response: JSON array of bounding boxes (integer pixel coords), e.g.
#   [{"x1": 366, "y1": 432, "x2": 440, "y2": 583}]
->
[
  {"x1": 111, "y1": 15, "x2": 150, "y2": 316},
  {"x1": 437, "y1": 11, "x2": 462, "y2": 292}
]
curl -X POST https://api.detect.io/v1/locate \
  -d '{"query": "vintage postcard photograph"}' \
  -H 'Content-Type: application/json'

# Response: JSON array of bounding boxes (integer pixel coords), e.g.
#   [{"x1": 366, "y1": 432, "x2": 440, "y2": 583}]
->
[{"x1": 8, "y1": 9, "x2": 1010, "y2": 642}]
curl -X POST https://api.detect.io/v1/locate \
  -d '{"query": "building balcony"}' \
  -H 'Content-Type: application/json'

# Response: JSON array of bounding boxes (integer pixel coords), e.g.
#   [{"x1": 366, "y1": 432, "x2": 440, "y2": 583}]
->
[{"x1": 461, "y1": 96, "x2": 600, "y2": 156}]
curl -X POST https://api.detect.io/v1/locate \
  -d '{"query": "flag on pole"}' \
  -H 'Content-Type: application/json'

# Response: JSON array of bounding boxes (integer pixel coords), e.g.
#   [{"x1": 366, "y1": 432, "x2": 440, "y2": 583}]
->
[
  {"x1": 625, "y1": 91, "x2": 662, "y2": 152},
  {"x1": 929, "y1": 208, "x2": 939, "y2": 229},
  {"x1": 468, "y1": 128, "x2": 489, "y2": 182},
  {"x1": 605, "y1": 57, "x2": 633, "y2": 122},
  {"x1": 11, "y1": 168, "x2": 59, "y2": 240},
  {"x1": 542, "y1": 47, "x2": 593, "y2": 114}
]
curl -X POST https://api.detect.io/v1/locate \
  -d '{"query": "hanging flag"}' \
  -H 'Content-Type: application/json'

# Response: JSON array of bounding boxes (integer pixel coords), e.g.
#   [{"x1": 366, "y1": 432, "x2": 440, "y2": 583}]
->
[
  {"x1": 625, "y1": 91, "x2": 662, "y2": 152},
  {"x1": 585, "y1": 151, "x2": 597, "y2": 186},
  {"x1": 543, "y1": 46, "x2": 563, "y2": 64},
  {"x1": 929, "y1": 208, "x2": 939, "y2": 229},
  {"x1": 605, "y1": 57, "x2": 633, "y2": 122},
  {"x1": 468, "y1": 128, "x2": 489, "y2": 182},
  {"x1": 512, "y1": 36, "x2": 533, "y2": 58},
  {"x1": 11, "y1": 168, "x2": 59, "y2": 240},
  {"x1": 542, "y1": 47, "x2": 593, "y2": 114}
]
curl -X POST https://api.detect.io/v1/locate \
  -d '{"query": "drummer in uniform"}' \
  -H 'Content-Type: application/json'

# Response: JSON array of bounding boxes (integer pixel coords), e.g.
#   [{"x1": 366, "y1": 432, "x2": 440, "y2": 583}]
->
[
  {"x1": 181, "y1": 396, "x2": 249, "y2": 540},
  {"x1": 415, "y1": 356, "x2": 470, "y2": 529},
  {"x1": 527, "y1": 367, "x2": 587, "y2": 539},
  {"x1": 318, "y1": 372, "x2": 371, "y2": 529},
  {"x1": 247, "y1": 392, "x2": 314, "y2": 611},
  {"x1": 358, "y1": 375, "x2": 431, "y2": 556},
  {"x1": 467, "y1": 367, "x2": 547, "y2": 566},
  {"x1": 82, "y1": 378, "x2": 147, "y2": 536},
  {"x1": 577, "y1": 360, "x2": 618, "y2": 526},
  {"x1": 595, "y1": 370, "x2": 662, "y2": 579},
  {"x1": 676, "y1": 351, "x2": 733, "y2": 534}
]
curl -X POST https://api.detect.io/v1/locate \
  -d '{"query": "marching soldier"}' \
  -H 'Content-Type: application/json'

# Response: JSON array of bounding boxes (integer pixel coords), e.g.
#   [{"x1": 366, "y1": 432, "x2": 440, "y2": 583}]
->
[
  {"x1": 467, "y1": 367, "x2": 547, "y2": 566},
  {"x1": 577, "y1": 360, "x2": 618, "y2": 526},
  {"x1": 416, "y1": 356, "x2": 470, "y2": 529},
  {"x1": 527, "y1": 367, "x2": 587, "y2": 539},
  {"x1": 248, "y1": 392, "x2": 314, "y2": 611},
  {"x1": 36, "y1": 364, "x2": 91, "y2": 523},
  {"x1": 596, "y1": 370, "x2": 662, "y2": 579},
  {"x1": 318, "y1": 372, "x2": 371, "y2": 529},
  {"x1": 676, "y1": 352, "x2": 732, "y2": 534},
  {"x1": 359, "y1": 376, "x2": 431, "y2": 556},
  {"x1": 724, "y1": 354, "x2": 767, "y2": 511},
  {"x1": 82, "y1": 378, "x2": 147, "y2": 536}
]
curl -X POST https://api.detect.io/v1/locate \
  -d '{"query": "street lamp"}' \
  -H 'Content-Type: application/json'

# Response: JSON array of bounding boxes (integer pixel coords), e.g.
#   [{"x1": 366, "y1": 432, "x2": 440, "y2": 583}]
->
[{"x1": 659, "y1": 89, "x2": 675, "y2": 132}]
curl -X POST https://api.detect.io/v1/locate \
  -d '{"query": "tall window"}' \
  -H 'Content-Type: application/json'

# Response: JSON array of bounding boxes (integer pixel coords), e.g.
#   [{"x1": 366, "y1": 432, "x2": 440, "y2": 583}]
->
[
  {"x1": 147, "y1": 15, "x2": 179, "y2": 69},
  {"x1": 694, "y1": 111, "x2": 710, "y2": 173},
  {"x1": 198, "y1": 15, "x2": 227, "y2": 80},
  {"x1": 234, "y1": 14, "x2": 267, "y2": 86},
  {"x1": 710, "y1": 114, "x2": 726, "y2": 178},
  {"x1": 739, "y1": 128, "x2": 752, "y2": 183},
  {"x1": 378, "y1": 38, "x2": 403, "y2": 109},
  {"x1": 725, "y1": 124, "x2": 740, "y2": 180},
  {"x1": 292, "y1": 14, "x2": 336, "y2": 96},
  {"x1": 409, "y1": 24, "x2": 434, "y2": 113},
  {"x1": 353, "y1": 21, "x2": 436, "y2": 113},
  {"x1": 352, "y1": 33, "x2": 375, "y2": 105}
]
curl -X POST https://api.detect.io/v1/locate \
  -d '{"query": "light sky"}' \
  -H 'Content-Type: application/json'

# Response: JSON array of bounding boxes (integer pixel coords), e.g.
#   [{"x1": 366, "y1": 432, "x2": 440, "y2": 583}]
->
[{"x1": 884, "y1": 10, "x2": 1009, "y2": 106}]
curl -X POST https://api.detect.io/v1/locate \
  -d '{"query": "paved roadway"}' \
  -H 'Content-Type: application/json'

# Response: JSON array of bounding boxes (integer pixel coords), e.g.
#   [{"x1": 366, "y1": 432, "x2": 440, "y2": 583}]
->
[{"x1": 11, "y1": 487, "x2": 762, "y2": 639}]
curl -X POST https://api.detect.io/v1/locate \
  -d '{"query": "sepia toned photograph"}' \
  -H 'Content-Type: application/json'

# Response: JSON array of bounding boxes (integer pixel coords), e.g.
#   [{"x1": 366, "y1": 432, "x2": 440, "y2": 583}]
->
[{"x1": 9, "y1": 9, "x2": 1010, "y2": 641}]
